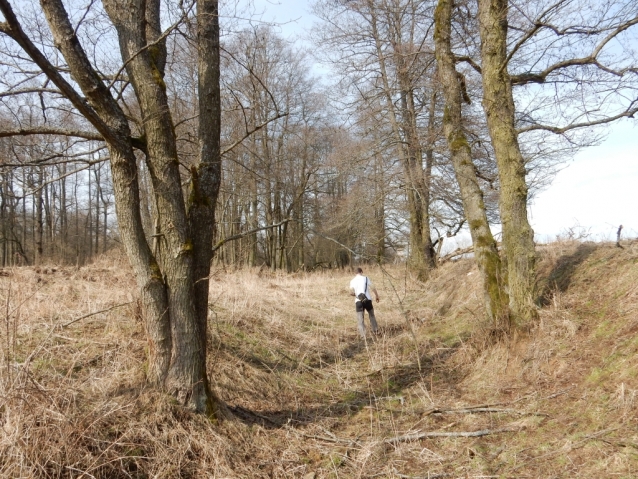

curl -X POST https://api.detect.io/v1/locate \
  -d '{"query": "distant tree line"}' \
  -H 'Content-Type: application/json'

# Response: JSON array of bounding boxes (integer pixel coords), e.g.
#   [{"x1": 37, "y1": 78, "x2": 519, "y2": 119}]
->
[{"x1": 0, "y1": 135, "x2": 113, "y2": 266}]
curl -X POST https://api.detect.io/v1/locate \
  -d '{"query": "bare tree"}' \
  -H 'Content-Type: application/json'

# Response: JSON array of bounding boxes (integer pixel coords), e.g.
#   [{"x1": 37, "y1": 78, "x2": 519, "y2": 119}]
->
[
  {"x1": 474, "y1": 0, "x2": 638, "y2": 326},
  {"x1": 0, "y1": 0, "x2": 221, "y2": 413},
  {"x1": 312, "y1": 0, "x2": 440, "y2": 278}
]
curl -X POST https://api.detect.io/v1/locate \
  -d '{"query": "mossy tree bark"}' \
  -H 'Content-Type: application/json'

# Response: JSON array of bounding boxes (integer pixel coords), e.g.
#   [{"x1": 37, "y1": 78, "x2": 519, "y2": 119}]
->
[
  {"x1": 0, "y1": 0, "x2": 221, "y2": 413},
  {"x1": 434, "y1": 0, "x2": 510, "y2": 329},
  {"x1": 477, "y1": 0, "x2": 538, "y2": 327}
]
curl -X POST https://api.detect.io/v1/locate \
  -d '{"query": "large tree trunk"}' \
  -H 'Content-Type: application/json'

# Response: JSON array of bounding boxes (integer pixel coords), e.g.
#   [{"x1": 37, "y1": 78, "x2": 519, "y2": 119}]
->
[
  {"x1": 0, "y1": 0, "x2": 223, "y2": 413},
  {"x1": 434, "y1": 0, "x2": 510, "y2": 329},
  {"x1": 188, "y1": 0, "x2": 222, "y2": 412},
  {"x1": 102, "y1": 0, "x2": 210, "y2": 411},
  {"x1": 477, "y1": 0, "x2": 538, "y2": 326}
]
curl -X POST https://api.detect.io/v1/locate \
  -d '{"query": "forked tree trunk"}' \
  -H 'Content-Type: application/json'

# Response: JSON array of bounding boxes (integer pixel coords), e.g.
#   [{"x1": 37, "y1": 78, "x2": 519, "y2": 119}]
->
[
  {"x1": 0, "y1": 0, "x2": 222, "y2": 413},
  {"x1": 434, "y1": 0, "x2": 510, "y2": 329},
  {"x1": 477, "y1": 0, "x2": 538, "y2": 327}
]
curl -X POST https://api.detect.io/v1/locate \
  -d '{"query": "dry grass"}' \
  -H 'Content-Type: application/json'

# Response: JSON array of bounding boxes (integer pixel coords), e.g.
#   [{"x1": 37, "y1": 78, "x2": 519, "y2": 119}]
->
[{"x1": 2, "y1": 242, "x2": 638, "y2": 477}]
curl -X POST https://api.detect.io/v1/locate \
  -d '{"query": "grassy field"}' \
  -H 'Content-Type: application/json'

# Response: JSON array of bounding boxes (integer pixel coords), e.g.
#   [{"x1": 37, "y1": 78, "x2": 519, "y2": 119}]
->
[{"x1": 2, "y1": 241, "x2": 638, "y2": 478}]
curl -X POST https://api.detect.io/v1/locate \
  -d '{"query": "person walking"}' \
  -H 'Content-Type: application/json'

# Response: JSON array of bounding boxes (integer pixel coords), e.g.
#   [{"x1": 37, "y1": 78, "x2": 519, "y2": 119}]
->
[{"x1": 349, "y1": 267, "x2": 380, "y2": 338}]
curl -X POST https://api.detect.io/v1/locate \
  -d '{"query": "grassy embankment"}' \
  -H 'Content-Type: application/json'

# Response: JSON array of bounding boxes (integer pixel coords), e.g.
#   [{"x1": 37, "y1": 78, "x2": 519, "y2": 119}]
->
[{"x1": 1, "y1": 240, "x2": 638, "y2": 478}]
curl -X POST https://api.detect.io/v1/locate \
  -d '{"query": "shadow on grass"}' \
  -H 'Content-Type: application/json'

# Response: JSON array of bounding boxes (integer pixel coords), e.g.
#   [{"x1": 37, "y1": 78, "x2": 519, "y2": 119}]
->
[
  {"x1": 538, "y1": 243, "x2": 597, "y2": 306},
  {"x1": 226, "y1": 343, "x2": 460, "y2": 429},
  {"x1": 220, "y1": 322, "x2": 410, "y2": 374}
]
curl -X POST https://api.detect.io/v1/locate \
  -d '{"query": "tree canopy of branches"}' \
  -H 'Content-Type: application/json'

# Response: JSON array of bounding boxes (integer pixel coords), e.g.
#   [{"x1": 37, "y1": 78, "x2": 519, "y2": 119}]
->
[{"x1": 431, "y1": 0, "x2": 637, "y2": 328}]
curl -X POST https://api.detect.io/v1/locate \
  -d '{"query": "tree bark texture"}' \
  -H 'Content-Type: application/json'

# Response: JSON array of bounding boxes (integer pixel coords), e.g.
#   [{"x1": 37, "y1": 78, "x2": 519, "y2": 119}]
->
[
  {"x1": 101, "y1": 0, "x2": 214, "y2": 412},
  {"x1": 476, "y1": 0, "x2": 538, "y2": 326},
  {"x1": 188, "y1": 0, "x2": 222, "y2": 411},
  {"x1": 0, "y1": 0, "x2": 222, "y2": 412},
  {"x1": 434, "y1": 0, "x2": 510, "y2": 329}
]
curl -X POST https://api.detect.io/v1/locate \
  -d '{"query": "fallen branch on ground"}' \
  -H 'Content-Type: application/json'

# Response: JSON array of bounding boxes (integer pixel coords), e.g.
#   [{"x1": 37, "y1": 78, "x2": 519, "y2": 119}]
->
[
  {"x1": 364, "y1": 405, "x2": 545, "y2": 417},
  {"x1": 424, "y1": 407, "x2": 547, "y2": 417},
  {"x1": 299, "y1": 432, "x2": 362, "y2": 447},
  {"x1": 439, "y1": 242, "x2": 503, "y2": 263},
  {"x1": 512, "y1": 427, "x2": 619, "y2": 470},
  {"x1": 438, "y1": 246, "x2": 474, "y2": 263},
  {"x1": 391, "y1": 470, "x2": 449, "y2": 479},
  {"x1": 604, "y1": 439, "x2": 638, "y2": 450},
  {"x1": 385, "y1": 426, "x2": 519, "y2": 445}
]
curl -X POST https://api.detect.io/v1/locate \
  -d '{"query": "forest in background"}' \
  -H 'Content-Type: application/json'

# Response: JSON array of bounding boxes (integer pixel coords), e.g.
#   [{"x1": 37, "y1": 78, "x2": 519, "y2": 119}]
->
[
  {"x1": 0, "y1": 11, "x2": 475, "y2": 271},
  {"x1": 1, "y1": 0, "x2": 634, "y2": 271}
]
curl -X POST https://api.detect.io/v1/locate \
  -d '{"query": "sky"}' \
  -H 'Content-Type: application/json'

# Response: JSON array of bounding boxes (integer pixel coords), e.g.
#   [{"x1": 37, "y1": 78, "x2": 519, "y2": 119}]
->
[
  {"x1": 249, "y1": 0, "x2": 638, "y2": 245},
  {"x1": 530, "y1": 119, "x2": 638, "y2": 243},
  {"x1": 249, "y1": 0, "x2": 314, "y2": 38}
]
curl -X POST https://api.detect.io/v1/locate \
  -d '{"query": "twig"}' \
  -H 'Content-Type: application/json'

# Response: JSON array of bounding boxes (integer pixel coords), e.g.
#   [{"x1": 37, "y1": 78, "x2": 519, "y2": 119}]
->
[
  {"x1": 391, "y1": 470, "x2": 449, "y2": 479},
  {"x1": 541, "y1": 388, "x2": 571, "y2": 400},
  {"x1": 423, "y1": 407, "x2": 546, "y2": 417},
  {"x1": 300, "y1": 432, "x2": 362, "y2": 447},
  {"x1": 289, "y1": 220, "x2": 357, "y2": 256},
  {"x1": 221, "y1": 113, "x2": 289, "y2": 157},
  {"x1": 512, "y1": 427, "x2": 619, "y2": 470},
  {"x1": 386, "y1": 426, "x2": 519, "y2": 445},
  {"x1": 211, "y1": 219, "x2": 292, "y2": 255},
  {"x1": 62, "y1": 302, "x2": 132, "y2": 328},
  {"x1": 605, "y1": 439, "x2": 638, "y2": 450}
]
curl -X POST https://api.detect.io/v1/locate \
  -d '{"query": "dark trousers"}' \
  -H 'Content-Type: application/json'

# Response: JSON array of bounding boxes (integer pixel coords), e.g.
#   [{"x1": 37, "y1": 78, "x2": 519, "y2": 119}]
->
[{"x1": 355, "y1": 300, "x2": 378, "y2": 338}]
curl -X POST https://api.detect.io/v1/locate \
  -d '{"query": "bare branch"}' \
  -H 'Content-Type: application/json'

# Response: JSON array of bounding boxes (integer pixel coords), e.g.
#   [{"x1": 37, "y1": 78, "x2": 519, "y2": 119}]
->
[
  {"x1": 63, "y1": 301, "x2": 133, "y2": 328},
  {"x1": 220, "y1": 112, "x2": 288, "y2": 157},
  {"x1": 505, "y1": 0, "x2": 574, "y2": 67},
  {"x1": 518, "y1": 104, "x2": 638, "y2": 134},
  {"x1": 211, "y1": 218, "x2": 292, "y2": 254},
  {"x1": 511, "y1": 16, "x2": 638, "y2": 85},
  {"x1": 0, "y1": 0, "x2": 113, "y2": 138},
  {"x1": 0, "y1": 127, "x2": 103, "y2": 141},
  {"x1": 385, "y1": 426, "x2": 520, "y2": 445},
  {"x1": 291, "y1": 218, "x2": 359, "y2": 256},
  {"x1": 0, "y1": 88, "x2": 62, "y2": 98},
  {"x1": 105, "y1": 4, "x2": 194, "y2": 92},
  {"x1": 7, "y1": 160, "x2": 104, "y2": 199},
  {"x1": 453, "y1": 55, "x2": 482, "y2": 74}
]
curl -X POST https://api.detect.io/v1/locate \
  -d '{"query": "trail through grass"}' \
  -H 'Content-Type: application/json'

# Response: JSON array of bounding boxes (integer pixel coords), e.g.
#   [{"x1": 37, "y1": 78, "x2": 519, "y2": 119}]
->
[{"x1": 2, "y1": 243, "x2": 638, "y2": 477}]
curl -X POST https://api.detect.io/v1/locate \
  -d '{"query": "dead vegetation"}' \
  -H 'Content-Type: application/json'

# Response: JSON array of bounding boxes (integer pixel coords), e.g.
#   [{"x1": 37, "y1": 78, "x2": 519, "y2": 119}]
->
[{"x1": 2, "y1": 241, "x2": 638, "y2": 477}]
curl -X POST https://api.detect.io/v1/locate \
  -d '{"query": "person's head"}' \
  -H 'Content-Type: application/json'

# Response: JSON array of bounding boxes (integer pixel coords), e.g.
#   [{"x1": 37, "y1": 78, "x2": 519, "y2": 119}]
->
[{"x1": 356, "y1": 267, "x2": 363, "y2": 275}]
